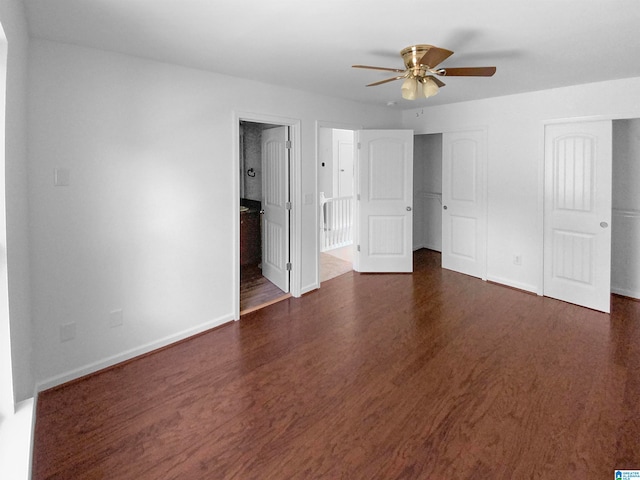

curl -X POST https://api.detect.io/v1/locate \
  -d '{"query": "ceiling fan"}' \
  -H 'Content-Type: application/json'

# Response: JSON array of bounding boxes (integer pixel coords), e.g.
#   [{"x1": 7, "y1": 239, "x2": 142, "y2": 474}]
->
[{"x1": 353, "y1": 44, "x2": 496, "y2": 100}]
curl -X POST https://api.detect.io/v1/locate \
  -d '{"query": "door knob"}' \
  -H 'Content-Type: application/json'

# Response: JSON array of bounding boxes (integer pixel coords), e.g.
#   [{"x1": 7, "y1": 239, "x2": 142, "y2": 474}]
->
[
  {"x1": 443, "y1": 205, "x2": 448, "y2": 210},
  {"x1": 259, "y1": 210, "x2": 265, "y2": 215},
  {"x1": 600, "y1": 221, "x2": 608, "y2": 228},
  {"x1": 406, "y1": 206, "x2": 412, "y2": 211}
]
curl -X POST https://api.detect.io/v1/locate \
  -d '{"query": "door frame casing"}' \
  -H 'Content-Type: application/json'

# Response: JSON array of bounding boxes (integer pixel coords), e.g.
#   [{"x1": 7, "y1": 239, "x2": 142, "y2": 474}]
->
[{"x1": 233, "y1": 112, "x2": 301, "y2": 320}]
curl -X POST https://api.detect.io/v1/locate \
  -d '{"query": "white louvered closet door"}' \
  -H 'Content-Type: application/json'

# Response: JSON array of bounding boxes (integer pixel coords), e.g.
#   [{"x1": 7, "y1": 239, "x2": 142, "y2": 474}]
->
[{"x1": 544, "y1": 121, "x2": 612, "y2": 312}]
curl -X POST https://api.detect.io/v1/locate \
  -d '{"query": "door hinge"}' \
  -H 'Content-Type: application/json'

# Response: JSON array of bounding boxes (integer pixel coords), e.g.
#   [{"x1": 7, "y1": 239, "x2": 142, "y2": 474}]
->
[
  {"x1": 357, "y1": 194, "x2": 360, "y2": 201},
  {"x1": 285, "y1": 201, "x2": 292, "y2": 210},
  {"x1": 285, "y1": 140, "x2": 292, "y2": 149},
  {"x1": 357, "y1": 142, "x2": 361, "y2": 150},
  {"x1": 357, "y1": 245, "x2": 361, "y2": 252},
  {"x1": 286, "y1": 262, "x2": 292, "y2": 271}
]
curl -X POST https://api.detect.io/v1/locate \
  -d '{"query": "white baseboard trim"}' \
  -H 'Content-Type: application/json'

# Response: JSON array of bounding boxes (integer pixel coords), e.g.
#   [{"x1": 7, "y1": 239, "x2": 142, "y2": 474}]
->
[
  {"x1": 486, "y1": 275, "x2": 538, "y2": 294},
  {"x1": 36, "y1": 313, "x2": 236, "y2": 392},
  {"x1": 423, "y1": 243, "x2": 442, "y2": 252},
  {"x1": 412, "y1": 243, "x2": 441, "y2": 252},
  {"x1": 611, "y1": 285, "x2": 640, "y2": 299}
]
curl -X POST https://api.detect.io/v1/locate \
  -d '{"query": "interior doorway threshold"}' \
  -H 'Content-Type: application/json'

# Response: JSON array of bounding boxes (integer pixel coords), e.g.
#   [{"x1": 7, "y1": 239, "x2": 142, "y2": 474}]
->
[{"x1": 240, "y1": 293, "x2": 292, "y2": 316}]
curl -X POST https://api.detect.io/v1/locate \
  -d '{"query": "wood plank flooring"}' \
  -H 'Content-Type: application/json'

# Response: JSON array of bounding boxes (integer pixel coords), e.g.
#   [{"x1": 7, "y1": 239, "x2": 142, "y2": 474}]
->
[
  {"x1": 240, "y1": 263, "x2": 288, "y2": 314},
  {"x1": 33, "y1": 249, "x2": 640, "y2": 479},
  {"x1": 319, "y1": 251, "x2": 352, "y2": 283},
  {"x1": 241, "y1": 252, "x2": 352, "y2": 315}
]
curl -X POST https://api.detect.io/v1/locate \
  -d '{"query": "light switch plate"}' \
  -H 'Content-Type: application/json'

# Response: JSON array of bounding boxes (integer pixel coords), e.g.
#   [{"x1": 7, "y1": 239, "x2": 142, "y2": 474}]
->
[
  {"x1": 60, "y1": 322, "x2": 76, "y2": 342},
  {"x1": 54, "y1": 167, "x2": 70, "y2": 186},
  {"x1": 109, "y1": 309, "x2": 123, "y2": 328}
]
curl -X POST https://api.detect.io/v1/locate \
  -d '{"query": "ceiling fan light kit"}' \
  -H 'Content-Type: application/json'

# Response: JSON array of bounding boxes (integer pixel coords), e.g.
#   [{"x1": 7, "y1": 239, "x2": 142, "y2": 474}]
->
[
  {"x1": 401, "y1": 77, "x2": 418, "y2": 100},
  {"x1": 421, "y1": 77, "x2": 440, "y2": 97},
  {"x1": 353, "y1": 44, "x2": 496, "y2": 101},
  {"x1": 401, "y1": 76, "x2": 439, "y2": 100}
]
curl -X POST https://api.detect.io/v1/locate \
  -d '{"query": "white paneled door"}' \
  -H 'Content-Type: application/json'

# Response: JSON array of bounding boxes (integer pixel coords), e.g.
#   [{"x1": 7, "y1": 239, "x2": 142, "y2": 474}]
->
[
  {"x1": 441, "y1": 130, "x2": 487, "y2": 279},
  {"x1": 356, "y1": 130, "x2": 413, "y2": 273},
  {"x1": 544, "y1": 121, "x2": 612, "y2": 312},
  {"x1": 261, "y1": 126, "x2": 290, "y2": 293}
]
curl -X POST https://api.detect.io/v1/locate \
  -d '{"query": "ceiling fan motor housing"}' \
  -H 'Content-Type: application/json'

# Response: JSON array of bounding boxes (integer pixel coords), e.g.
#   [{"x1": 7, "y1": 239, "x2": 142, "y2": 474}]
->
[
  {"x1": 401, "y1": 45, "x2": 431, "y2": 66},
  {"x1": 401, "y1": 44, "x2": 436, "y2": 76}
]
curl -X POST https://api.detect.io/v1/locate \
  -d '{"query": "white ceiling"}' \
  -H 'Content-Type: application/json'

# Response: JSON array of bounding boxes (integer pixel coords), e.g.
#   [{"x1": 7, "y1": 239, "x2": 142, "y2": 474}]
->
[{"x1": 23, "y1": 0, "x2": 640, "y2": 108}]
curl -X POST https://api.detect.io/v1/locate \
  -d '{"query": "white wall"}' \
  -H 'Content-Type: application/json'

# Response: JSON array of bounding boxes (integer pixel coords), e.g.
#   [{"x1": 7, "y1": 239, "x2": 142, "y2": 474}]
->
[
  {"x1": 319, "y1": 128, "x2": 355, "y2": 200},
  {"x1": 612, "y1": 119, "x2": 640, "y2": 298},
  {"x1": 332, "y1": 129, "x2": 354, "y2": 198},
  {"x1": 403, "y1": 77, "x2": 640, "y2": 293},
  {"x1": 0, "y1": 0, "x2": 32, "y2": 405},
  {"x1": 28, "y1": 39, "x2": 402, "y2": 388},
  {"x1": 240, "y1": 122, "x2": 266, "y2": 202}
]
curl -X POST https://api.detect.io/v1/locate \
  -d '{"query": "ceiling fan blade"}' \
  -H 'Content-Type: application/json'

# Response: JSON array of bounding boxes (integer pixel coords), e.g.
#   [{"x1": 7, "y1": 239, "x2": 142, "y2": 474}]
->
[
  {"x1": 429, "y1": 76, "x2": 446, "y2": 88},
  {"x1": 436, "y1": 66, "x2": 496, "y2": 77},
  {"x1": 366, "y1": 75, "x2": 406, "y2": 87},
  {"x1": 418, "y1": 46, "x2": 454, "y2": 68},
  {"x1": 352, "y1": 64, "x2": 406, "y2": 73}
]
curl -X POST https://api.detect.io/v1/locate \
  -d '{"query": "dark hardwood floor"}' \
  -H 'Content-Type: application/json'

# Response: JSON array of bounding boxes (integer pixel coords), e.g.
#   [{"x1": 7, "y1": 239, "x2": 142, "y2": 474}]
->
[
  {"x1": 33, "y1": 249, "x2": 640, "y2": 479},
  {"x1": 240, "y1": 263, "x2": 288, "y2": 314}
]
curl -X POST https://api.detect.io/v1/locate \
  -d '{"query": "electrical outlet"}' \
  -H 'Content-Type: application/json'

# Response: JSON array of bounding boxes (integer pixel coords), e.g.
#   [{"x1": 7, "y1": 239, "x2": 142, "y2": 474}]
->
[
  {"x1": 60, "y1": 322, "x2": 76, "y2": 342},
  {"x1": 513, "y1": 254, "x2": 522, "y2": 266},
  {"x1": 109, "y1": 309, "x2": 123, "y2": 328}
]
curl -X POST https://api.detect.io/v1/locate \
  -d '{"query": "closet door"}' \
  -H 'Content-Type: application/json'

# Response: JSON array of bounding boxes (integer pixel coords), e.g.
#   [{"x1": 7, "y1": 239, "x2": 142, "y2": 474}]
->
[
  {"x1": 543, "y1": 121, "x2": 612, "y2": 313},
  {"x1": 441, "y1": 129, "x2": 487, "y2": 279}
]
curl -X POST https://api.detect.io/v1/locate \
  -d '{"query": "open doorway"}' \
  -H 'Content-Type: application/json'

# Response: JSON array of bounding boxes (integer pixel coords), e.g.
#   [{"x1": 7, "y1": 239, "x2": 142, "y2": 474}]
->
[
  {"x1": 318, "y1": 127, "x2": 355, "y2": 283},
  {"x1": 611, "y1": 118, "x2": 640, "y2": 300},
  {"x1": 414, "y1": 129, "x2": 488, "y2": 280},
  {"x1": 239, "y1": 120, "x2": 292, "y2": 314},
  {"x1": 413, "y1": 133, "x2": 443, "y2": 253}
]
